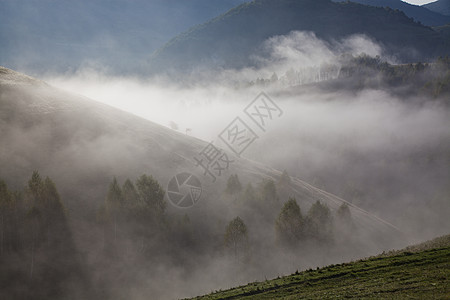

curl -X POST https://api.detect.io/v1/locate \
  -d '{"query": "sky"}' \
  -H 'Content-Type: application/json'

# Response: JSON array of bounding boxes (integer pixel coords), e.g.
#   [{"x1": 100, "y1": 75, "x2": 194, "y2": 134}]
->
[{"x1": 403, "y1": 0, "x2": 437, "y2": 4}]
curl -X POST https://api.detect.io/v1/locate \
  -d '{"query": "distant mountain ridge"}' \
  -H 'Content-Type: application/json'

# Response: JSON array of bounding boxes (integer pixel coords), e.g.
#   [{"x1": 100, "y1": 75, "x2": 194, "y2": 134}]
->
[
  {"x1": 0, "y1": 0, "x2": 248, "y2": 74},
  {"x1": 424, "y1": 0, "x2": 450, "y2": 16},
  {"x1": 149, "y1": 0, "x2": 448, "y2": 74},
  {"x1": 333, "y1": 0, "x2": 450, "y2": 26}
]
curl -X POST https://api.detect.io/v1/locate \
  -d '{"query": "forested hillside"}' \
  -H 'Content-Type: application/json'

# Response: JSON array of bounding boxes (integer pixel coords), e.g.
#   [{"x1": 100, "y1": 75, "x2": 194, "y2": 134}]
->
[{"x1": 150, "y1": 0, "x2": 447, "y2": 73}]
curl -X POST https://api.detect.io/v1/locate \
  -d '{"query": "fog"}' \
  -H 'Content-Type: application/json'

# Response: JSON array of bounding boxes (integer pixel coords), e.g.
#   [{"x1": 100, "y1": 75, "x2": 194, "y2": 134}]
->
[
  {"x1": 46, "y1": 32, "x2": 388, "y2": 141},
  {"x1": 1, "y1": 31, "x2": 448, "y2": 299},
  {"x1": 45, "y1": 31, "x2": 450, "y2": 241}
]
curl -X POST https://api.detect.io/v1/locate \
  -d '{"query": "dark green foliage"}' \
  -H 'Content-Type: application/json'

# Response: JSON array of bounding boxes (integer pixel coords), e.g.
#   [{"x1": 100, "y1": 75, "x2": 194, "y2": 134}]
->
[
  {"x1": 106, "y1": 177, "x2": 123, "y2": 214},
  {"x1": 122, "y1": 179, "x2": 139, "y2": 210},
  {"x1": 338, "y1": 54, "x2": 450, "y2": 100},
  {"x1": 0, "y1": 180, "x2": 13, "y2": 255},
  {"x1": 424, "y1": 56, "x2": 450, "y2": 98},
  {"x1": 0, "y1": 172, "x2": 90, "y2": 300},
  {"x1": 305, "y1": 201, "x2": 333, "y2": 243},
  {"x1": 275, "y1": 197, "x2": 303, "y2": 246},
  {"x1": 224, "y1": 216, "x2": 248, "y2": 260},
  {"x1": 136, "y1": 174, "x2": 166, "y2": 218},
  {"x1": 98, "y1": 175, "x2": 167, "y2": 259}
]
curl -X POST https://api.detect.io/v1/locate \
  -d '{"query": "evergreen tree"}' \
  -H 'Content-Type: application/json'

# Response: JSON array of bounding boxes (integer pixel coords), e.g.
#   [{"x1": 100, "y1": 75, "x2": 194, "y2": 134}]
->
[
  {"x1": 260, "y1": 179, "x2": 278, "y2": 203},
  {"x1": 122, "y1": 179, "x2": 140, "y2": 212},
  {"x1": 42, "y1": 177, "x2": 68, "y2": 249},
  {"x1": 25, "y1": 171, "x2": 45, "y2": 251},
  {"x1": 136, "y1": 174, "x2": 166, "y2": 220},
  {"x1": 305, "y1": 201, "x2": 333, "y2": 243},
  {"x1": 0, "y1": 180, "x2": 12, "y2": 256},
  {"x1": 27, "y1": 171, "x2": 44, "y2": 206},
  {"x1": 275, "y1": 197, "x2": 303, "y2": 246},
  {"x1": 42, "y1": 177, "x2": 66, "y2": 219},
  {"x1": 336, "y1": 202, "x2": 353, "y2": 233},
  {"x1": 105, "y1": 177, "x2": 123, "y2": 244},
  {"x1": 225, "y1": 174, "x2": 242, "y2": 200},
  {"x1": 224, "y1": 216, "x2": 248, "y2": 261},
  {"x1": 337, "y1": 203, "x2": 352, "y2": 221}
]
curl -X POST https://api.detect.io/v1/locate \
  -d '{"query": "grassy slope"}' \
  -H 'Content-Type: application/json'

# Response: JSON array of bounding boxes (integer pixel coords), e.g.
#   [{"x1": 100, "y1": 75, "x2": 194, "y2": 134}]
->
[{"x1": 190, "y1": 235, "x2": 450, "y2": 299}]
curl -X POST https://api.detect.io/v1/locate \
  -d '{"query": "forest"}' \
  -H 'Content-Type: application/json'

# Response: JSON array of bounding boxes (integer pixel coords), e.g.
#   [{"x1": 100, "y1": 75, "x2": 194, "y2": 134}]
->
[{"x1": 0, "y1": 170, "x2": 356, "y2": 299}]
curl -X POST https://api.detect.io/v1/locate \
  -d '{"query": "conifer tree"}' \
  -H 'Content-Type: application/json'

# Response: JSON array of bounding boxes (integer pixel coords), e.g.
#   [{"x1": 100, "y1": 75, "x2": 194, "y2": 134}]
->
[
  {"x1": 105, "y1": 177, "x2": 123, "y2": 243},
  {"x1": 225, "y1": 174, "x2": 242, "y2": 201},
  {"x1": 275, "y1": 197, "x2": 303, "y2": 246},
  {"x1": 224, "y1": 216, "x2": 248, "y2": 260}
]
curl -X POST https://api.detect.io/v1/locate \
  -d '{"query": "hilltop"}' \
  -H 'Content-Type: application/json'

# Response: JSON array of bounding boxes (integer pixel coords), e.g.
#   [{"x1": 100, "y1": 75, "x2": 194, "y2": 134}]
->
[
  {"x1": 333, "y1": 0, "x2": 450, "y2": 26},
  {"x1": 425, "y1": 0, "x2": 450, "y2": 16},
  {"x1": 150, "y1": 0, "x2": 447, "y2": 74}
]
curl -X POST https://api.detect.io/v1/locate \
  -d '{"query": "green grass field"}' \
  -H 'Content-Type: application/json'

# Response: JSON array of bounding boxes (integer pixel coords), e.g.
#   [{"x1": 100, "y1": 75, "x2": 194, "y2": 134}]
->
[{"x1": 190, "y1": 236, "x2": 450, "y2": 299}]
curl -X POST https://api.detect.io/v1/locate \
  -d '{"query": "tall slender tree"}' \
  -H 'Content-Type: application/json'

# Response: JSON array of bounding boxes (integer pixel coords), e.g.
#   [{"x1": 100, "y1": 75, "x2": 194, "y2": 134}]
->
[
  {"x1": 225, "y1": 174, "x2": 242, "y2": 201},
  {"x1": 275, "y1": 197, "x2": 303, "y2": 246},
  {"x1": 105, "y1": 177, "x2": 123, "y2": 244},
  {"x1": 0, "y1": 180, "x2": 12, "y2": 256},
  {"x1": 224, "y1": 216, "x2": 248, "y2": 261},
  {"x1": 136, "y1": 174, "x2": 166, "y2": 222},
  {"x1": 305, "y1": 201, "x2": 333, "y2": 243}
]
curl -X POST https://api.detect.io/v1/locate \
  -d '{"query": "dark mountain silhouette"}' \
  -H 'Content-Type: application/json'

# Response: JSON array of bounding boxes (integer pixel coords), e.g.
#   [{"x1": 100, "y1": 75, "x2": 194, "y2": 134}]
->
[
  {"x1": 424, "y1": 0, "x2": 450, "y2": 16},
  {"x1": 149, "y1": 0, "x2": 448, "y2": 74},
  {"x1": 333, "y1": 0, "x2": 450, "y2": 26},
  {"x1": 0, "y1": 0, "x2": 247, "y2": 74}
]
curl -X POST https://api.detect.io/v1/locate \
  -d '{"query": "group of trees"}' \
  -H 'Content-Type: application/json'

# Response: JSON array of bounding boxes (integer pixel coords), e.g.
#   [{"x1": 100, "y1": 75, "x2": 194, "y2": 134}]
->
[
  {"x1": 0, "y1": 170, "x2": 358, "y2": 297},
  {"x1": 96, "y1": 175, "x2": 166, "y2": 258},
  {"x1": 339, "y1": 54, "x2": 450, "y2": 99},
  {"x1": 243, "y1": 55, "x2": 450, "y2": 100},
  {"x1": 275, "y1": 198, "x2": 347, "y2": 247},
  {"x1": 223, "y1": 173, "x2": 354, "y2": 259},
  {"x1": 226, "y1": 174, "x2": 280, "y2": 206},
  {"x1": 244, "y1": 63, "x2": 341, "y2": 88},
  {"x1": 224, "y1": 216, "x2": 248, "y2": 261},
  {"x1": 0, "y1": 172, "x2": 68, "y2": 258},
  {"x1": 0, "y1": 172, "x2": 88, "y2": 299}
]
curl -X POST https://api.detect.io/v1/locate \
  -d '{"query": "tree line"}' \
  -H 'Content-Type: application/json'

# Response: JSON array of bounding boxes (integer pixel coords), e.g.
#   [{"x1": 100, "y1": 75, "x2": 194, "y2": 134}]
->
[
  {"x1": 0, "y1": 171, "x2": 89, "y2": 299},
  {"x1": 223, "y1": 172, "x2": 354, "y2": 260},
  {"x1": 0, "y1": 170, "x2": 356, "y2": 298}
]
